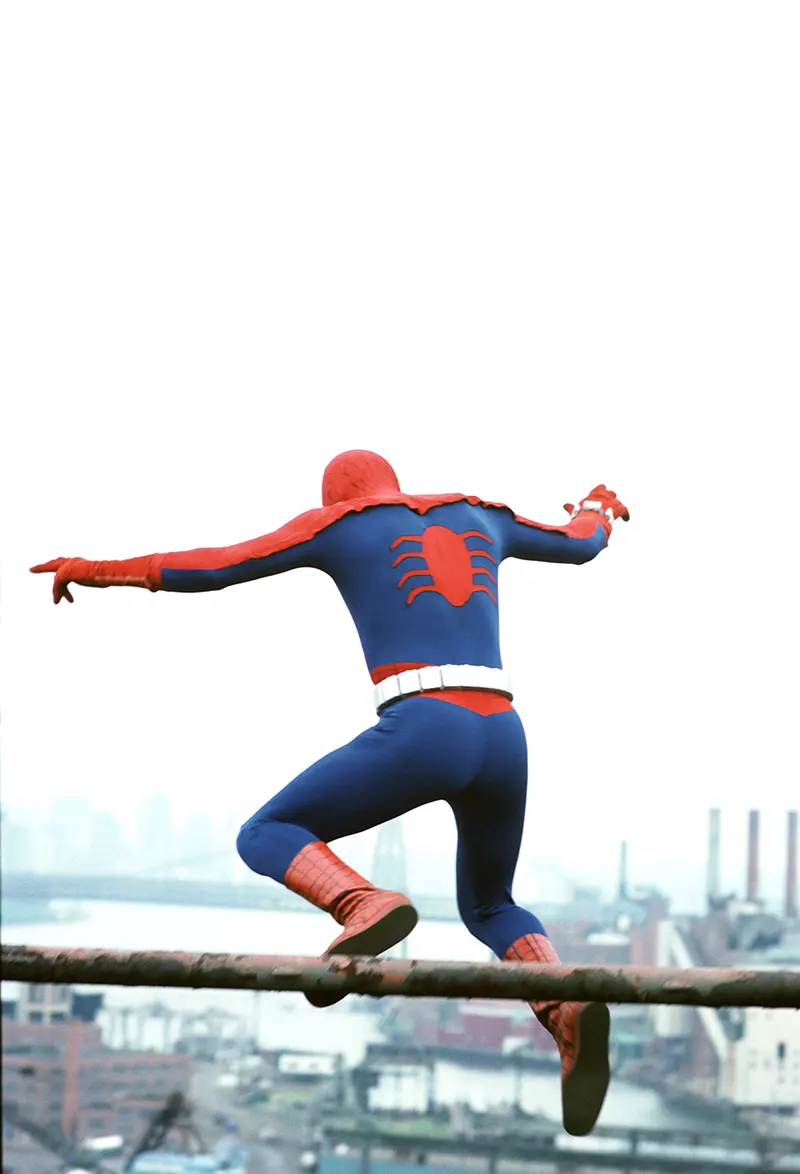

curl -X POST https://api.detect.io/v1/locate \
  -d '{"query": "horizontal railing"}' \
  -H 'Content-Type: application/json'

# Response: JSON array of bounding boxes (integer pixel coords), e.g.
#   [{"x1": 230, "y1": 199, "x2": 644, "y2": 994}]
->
[{"x1": 3, "y1": 945, "x2": 800, "y2": 1007}]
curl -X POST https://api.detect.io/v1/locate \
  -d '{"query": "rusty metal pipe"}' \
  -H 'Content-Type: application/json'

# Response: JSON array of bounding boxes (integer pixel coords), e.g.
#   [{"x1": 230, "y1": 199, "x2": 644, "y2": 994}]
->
[{"x1": 3, "y1": 945, "x2": 800, "y2": 1007}]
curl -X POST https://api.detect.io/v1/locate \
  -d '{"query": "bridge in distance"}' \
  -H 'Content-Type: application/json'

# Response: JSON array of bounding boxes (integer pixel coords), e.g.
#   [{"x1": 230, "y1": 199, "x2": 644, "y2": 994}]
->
[
  {"x1": 4, "y1": 823, "x2": 605, "y2": 927},
  {"x1": 2, "y1": 872, "x2": 611, "y2": 927},
  {"x1": 3, "y1": 872, "x2": 465, "y2": 922}
]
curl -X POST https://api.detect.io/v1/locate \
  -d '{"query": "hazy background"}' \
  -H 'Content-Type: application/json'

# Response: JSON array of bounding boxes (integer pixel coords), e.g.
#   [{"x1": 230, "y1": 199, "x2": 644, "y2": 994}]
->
[{"x1": 2, "y1": 3, "x2": 798, "y2": 915}]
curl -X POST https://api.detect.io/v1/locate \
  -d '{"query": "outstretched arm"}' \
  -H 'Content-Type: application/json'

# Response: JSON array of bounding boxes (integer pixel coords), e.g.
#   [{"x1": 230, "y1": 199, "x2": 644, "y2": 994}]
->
[
  {"x1": 500, "y1": 484, "x2": 630, "y2": 565},
  {"x1": 31, "y1": 508, "x2": 335, "y2": 604}
]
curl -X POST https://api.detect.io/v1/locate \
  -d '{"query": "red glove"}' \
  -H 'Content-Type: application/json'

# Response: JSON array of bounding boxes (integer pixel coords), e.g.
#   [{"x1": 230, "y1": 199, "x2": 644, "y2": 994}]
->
[
  {"x1": 563, "y1": 484, "x2": 630, "y2": 524},
  {"x1": 30, "y1": 556, "x2": 158, "y2": 604}
]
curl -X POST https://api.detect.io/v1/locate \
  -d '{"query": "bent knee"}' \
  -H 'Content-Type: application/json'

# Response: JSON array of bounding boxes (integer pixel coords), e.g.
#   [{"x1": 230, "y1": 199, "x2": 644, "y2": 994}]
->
[
  {"x1": 458, "y1": 898, "x2": 543, "y2": 959},
  {"x1": 458, "y1": 898, "x2": 510, "y2": 941},
  {"x1": 236, "y1": 813, "x2": 317, "y2": 884},
  {"x1": 236, "y1": 815, "x2": 281, "y2": 878}
]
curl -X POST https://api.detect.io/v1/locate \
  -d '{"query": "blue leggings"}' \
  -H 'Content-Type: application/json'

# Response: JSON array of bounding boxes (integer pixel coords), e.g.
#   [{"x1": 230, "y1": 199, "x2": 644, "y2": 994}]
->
[{"x1": 236, "y1": 697, "x2": 547, "y2": 958}]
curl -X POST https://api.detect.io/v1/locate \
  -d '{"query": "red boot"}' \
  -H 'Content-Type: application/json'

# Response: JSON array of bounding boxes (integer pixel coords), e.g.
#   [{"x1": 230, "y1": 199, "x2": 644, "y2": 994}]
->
[
  {"x1": 506, "y1": 934, "x2": 610, "y2": 1137},
  {"x1": 284, "y1": 841, "x2": 418, "y2": 1008}
]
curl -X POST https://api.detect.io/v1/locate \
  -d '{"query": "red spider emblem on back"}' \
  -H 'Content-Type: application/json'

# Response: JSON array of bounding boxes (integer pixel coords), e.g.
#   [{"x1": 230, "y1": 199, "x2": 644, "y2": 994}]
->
[{"x1": 390, "y1": 526, "x2": 497, "y2": 606}]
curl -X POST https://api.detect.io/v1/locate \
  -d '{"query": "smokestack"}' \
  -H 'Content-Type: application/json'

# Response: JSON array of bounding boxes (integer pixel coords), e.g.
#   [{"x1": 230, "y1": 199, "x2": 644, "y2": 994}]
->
[
  {"x1": 747, "y1": 809, "x2": 760, "y2": 903},
  {"x1": 707, "y1": 808, "x2": 721, "y2": 907},
  {"x1": 619, "y1": 840, "x2": 628, "y2": 899},
  {"x1": 786, "y1": 811, "x2": 798, "y2": 921}
]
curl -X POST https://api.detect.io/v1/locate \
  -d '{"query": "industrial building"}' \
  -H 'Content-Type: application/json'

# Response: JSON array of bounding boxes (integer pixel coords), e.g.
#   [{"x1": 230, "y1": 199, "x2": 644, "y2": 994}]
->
[
  {"x1": 2, "y1": 986, "x2": 191, "y2": 1147},
  {"x1": 644, "y1": 808, "x2": 800, "y2": 1111}
]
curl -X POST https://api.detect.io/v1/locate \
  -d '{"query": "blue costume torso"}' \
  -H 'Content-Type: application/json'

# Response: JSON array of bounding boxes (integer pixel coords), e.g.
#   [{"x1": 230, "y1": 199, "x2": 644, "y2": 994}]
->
[{"x1": 158, "y1": 500, "x2": 607, "y2": 674}]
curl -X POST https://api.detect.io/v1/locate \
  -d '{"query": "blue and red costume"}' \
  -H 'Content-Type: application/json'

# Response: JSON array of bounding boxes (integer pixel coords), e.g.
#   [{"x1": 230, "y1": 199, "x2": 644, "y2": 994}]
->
[{"x1": 32, "y1": 450, "x2": 629, "y2": 1137}]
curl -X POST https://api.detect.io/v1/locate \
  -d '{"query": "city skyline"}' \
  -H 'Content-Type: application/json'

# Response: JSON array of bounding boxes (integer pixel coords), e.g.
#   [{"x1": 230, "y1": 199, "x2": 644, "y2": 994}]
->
[{"x1": 2, "y1": 798, "x2": 796, "y2": 916}]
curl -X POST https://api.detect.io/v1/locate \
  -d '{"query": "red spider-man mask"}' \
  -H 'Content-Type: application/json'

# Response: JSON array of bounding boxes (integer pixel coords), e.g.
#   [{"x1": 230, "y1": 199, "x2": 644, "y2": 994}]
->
[{"x1": 322, "y1": 450, "x2": 402, "y2": 506}]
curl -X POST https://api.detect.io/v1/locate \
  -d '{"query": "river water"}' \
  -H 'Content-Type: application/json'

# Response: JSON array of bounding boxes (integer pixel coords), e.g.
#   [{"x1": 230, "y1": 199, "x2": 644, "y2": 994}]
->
[{"x1": 3, "y1": 900, "x2": 702, "y2": 1132}]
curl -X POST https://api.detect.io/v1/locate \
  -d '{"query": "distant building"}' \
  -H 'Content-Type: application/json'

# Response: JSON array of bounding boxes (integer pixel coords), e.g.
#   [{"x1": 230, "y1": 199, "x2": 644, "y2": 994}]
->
[
  {"x1": 2, "y1": 1010, "x2": 190, "y2": 1146},
  {"x1": 1, "y1": 806, "x2": 38, "y2": 873},
  {"x1": 48, "y1": 797, "x2": 93, "y2": 872},
  {"x1": 14, "y1": 984, "x2": 73, "y2": 1026},
  {"x1": 136, "y1": 796, "x2": 175, "y2": 873},
  {"x1": 277, "y1": 1052, "x2": 338, "y2": 1079},
  {"x1": 3, "y1": 983, "x2": 104, "y2": 1027},
  {"x1": 645, "y1": 915, "x2": 800, "y2": 1110},
  {"x1": 87, "y1": 810, "x2": 130, "y2": 875},
  {"x1": 721, "y1": 1005, "x2": 800, "y2": 1108}
]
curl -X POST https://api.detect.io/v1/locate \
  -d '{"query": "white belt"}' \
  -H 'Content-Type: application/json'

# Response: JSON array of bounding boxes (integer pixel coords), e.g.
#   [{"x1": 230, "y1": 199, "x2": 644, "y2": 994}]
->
[{"x1": 374, "y1": 664, "x2": 513, "y2": 713}]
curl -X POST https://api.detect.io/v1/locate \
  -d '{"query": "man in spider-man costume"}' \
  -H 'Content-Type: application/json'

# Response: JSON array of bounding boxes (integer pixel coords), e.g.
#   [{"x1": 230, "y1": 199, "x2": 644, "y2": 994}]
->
[{"x1": 32, "y1": 450, "x2": 629, "y2": 1137}]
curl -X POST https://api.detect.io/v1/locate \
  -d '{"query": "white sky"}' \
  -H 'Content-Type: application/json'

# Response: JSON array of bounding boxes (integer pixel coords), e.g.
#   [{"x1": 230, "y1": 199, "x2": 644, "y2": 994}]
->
[{"x1": 1, "y1": 3, "x2": 798, "y2": 914}]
